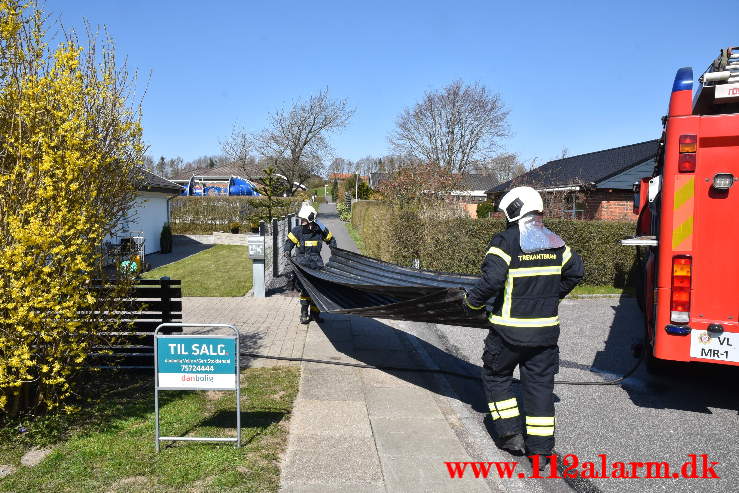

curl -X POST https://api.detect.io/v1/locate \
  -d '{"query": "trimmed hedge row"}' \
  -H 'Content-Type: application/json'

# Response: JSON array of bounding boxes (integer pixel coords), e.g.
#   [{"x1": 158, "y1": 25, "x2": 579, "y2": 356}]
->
[
  {"x1": 351, "y1": 201, "x2": 637, "y2": 287},
  {"x1": 170, "y1": 196, "x2": 303, "y2": 234}
]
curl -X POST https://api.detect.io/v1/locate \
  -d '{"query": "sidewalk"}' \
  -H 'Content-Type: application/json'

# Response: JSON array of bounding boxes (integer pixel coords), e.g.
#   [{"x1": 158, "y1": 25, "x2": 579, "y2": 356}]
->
[
  {"x1": 280, "y1": 314, "x2": 491, "y2": 492},
  {"x1": 179, "y1": 204, "x2": 496, "y2": 491},
  {"x1": 279, "y1": 204, "x2": 492, "y2": 492}
]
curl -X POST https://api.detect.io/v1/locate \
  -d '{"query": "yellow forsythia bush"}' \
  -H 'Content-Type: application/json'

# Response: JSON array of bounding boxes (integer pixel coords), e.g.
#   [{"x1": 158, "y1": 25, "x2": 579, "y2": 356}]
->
[{"x1": 0, "y1": 1, "x2": 144, "y2": 414}]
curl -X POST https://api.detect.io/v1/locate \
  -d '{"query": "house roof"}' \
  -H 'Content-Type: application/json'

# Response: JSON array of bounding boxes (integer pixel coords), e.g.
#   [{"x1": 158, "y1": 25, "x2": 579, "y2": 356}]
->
[
  {"x1": 489, "y1": 139, "x2": 659, "y2": 193},
  {"x1": 169, "y1": 164, "x2": 246, "y2": 181},
  {"x1": 137, "y1": 169, "x2": 183, "y2": 194},
  {"x1": 457, "y1": 174, "x2": 499, "y2": 191},
  {"x1": 369, "y1": 171, "x2": 498, "y2": 192}
]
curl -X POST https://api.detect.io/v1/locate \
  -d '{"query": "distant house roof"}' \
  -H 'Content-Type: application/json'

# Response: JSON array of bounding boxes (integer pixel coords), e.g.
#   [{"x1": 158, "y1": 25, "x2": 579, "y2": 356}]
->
[
  {"x1": 456, "y1": 174, "x2": 499, "y2": 192},
  {"x1": 169, "y1": 164, "x2": 245, "y2": 181},
  {"x1": 137, "y1": 169, "x2": 183, "y2": 194},
  {"x1": 489, "y1": 139, "x2": 659, "y2": 193}
]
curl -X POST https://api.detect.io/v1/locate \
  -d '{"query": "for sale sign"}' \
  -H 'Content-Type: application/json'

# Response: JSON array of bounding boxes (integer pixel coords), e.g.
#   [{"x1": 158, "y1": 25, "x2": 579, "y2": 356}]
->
[{"x1": 156, "y1": 335, "x2": 237, "y2": 390}]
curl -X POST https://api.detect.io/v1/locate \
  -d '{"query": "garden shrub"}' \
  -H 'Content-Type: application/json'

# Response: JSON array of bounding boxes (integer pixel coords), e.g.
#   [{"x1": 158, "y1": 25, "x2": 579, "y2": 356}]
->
[
  {"x1": 169, "y1": 196, "x2": 302, "y2": 234},
  {"x1": 337, "y1": 201, "x2": 351, "y2": 222},
  {"x1": 350, "y1": 201, "x2": 637, "y2": 287},
  {"x1": 160, "y1": 223, "x2": 173, "y2": 253},
  {"x1": 476, "y1": 200, "x2": 495, "y2": 218},
  {"x1": 0, "y1": 1, "x2": 144, "y2": 414}
]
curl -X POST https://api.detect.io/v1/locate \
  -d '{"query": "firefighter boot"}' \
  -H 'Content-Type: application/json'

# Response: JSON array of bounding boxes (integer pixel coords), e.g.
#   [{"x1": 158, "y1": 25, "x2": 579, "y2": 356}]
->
[
  {"x1": 496, "y1": 433, "x2": 525, "y2": 455},
  {"x1": 300, "y1": 304, "x2": 310, "y2": 324},
  {"x1": 528, "y1": 453, "x2": 553, "y2": 474},
  {"x1": 309, "y1": 305, "x2": 323, "y2": 323}
]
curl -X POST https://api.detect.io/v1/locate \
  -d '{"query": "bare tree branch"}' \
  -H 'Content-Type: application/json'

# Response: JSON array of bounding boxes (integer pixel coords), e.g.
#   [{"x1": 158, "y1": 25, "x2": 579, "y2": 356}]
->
[
  {"x1": 221, "y1": 126, "x2": 261, "y2": 178},
  {"x1": 254, "y1": 88, "x2": 353, "y2": 195},
  {"x1": 389, "y1": 80, "x2": 509, "y2": 173}
]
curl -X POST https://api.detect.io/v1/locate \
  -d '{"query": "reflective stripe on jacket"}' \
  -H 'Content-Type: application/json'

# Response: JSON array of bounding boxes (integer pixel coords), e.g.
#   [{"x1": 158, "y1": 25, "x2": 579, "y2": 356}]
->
[
  {"x1": 284, "y1": 222, "x2": 336, "y2": 260},
  {"x1": 467, "y1": 222, "x2": 584, "y2": 346}
]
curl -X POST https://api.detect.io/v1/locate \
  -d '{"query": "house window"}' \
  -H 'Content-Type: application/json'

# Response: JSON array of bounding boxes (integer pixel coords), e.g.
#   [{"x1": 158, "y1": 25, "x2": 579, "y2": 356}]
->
[
  {"x1": 541, "y1": 190, "x2": 584, "y2": 219},
  {"x1": 562, "y1": 191, "x2": 585, "y2": 219}
]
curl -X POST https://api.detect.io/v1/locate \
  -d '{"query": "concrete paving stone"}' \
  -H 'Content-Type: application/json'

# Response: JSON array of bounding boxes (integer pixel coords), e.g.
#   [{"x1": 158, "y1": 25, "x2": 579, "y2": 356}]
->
[
  {"x1": 290, "y1": 400, "x2": 372, "y2": 437},
  {"x1": 350, "y1": 321, "x2": 397, "y2": 338},
  {"x1": 281, "y1": 435, "x2": 383, "y2": 484},
  {"x1": 352, "y1": 349, "x2": 414, "y2": 369},
  {"x1": 302, "y1": 341, "x2": 358, "y2": 364},
  {"x1": 370, "y1": 416, "x2": 459, "y2": 441},
  {"x1": 360, "y1": 368, "x2": 429, "y2": 389},
  {"x1": 314, "y1": 320, "x2": 354, "y2": 342},
  {"x1": 300, "y1": 367, "x2": 364, "y2": 401},
  {"x1": 379, "y1": 455, "x2": 491, "y2": 493},
  {"x1": 280, "y1": 483, "x2": 385, "y2": 493},
  {"x1": 364, "y1": 387, "x2": 444, "y2": 419},
  {"x1": 303, "y1": 326, "x2": 335, "y2": 345},
  {"x1": 352, "y1": 333, "x2": 404, "y2": 351},
  {"x1": 375, "y1": 429, "x2": 469, "y2": 458}
]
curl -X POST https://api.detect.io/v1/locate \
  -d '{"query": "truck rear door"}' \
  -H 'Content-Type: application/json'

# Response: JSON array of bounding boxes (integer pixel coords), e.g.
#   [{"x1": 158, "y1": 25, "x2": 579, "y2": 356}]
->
[{"x1": 690, "y1": 114, "x2": 739, "y2": 361}]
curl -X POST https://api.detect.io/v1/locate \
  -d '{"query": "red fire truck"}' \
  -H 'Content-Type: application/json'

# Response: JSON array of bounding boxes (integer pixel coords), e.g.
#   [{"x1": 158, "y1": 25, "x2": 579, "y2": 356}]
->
[{"x1": 626, "y1": 47, "x2": 739, "y2": 371}]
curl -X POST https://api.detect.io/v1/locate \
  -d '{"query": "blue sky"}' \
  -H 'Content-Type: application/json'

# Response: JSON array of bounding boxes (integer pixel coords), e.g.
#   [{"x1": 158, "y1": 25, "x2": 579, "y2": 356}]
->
[{"x1": 51, "y1": 0, "x2": 736, "y2": 168}]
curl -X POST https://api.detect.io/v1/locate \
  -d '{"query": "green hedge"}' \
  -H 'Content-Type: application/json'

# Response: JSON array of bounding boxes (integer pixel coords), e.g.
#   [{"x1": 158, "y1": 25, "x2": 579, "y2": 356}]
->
[
  {"x1": 170, "y1": 196, "x2": 303, "y2": 234},
  {"x1": 351, "y1": 201, "x2": 637, "y2": 287}
]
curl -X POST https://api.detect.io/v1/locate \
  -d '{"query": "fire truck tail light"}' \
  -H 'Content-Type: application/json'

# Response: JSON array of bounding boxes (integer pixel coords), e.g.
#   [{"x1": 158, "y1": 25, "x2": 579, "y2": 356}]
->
[
  {"x1": 679, "y1": 134, "x2": 697, "y2": 153},
  {"x1": 678, "y1": 134, "x2": 697, "y2": 173},
  {"x1": 678, "y1": 153, "x2": 696, "y2": 172},
  {"x1": 670, "y1": 256, "x2": 692, "y2": 323}
]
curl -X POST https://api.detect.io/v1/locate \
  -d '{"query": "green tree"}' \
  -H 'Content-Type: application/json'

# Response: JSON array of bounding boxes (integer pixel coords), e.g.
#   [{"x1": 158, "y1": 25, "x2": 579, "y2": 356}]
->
[
  {"x1": 261, "y1": 165, "x2": 287, "y2": 220},
  {"x1": 330, "y1": 179, "x2": 339, "y2": 202},
  {"x1": 345, "y1": 175, "x2": 372, "y2": 200}
]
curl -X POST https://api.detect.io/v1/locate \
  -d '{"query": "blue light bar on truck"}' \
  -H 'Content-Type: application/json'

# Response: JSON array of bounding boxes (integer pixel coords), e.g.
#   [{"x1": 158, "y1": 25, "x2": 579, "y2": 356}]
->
[{"x1": 672, "y1": 67, "x2": 693, "y2": 92}]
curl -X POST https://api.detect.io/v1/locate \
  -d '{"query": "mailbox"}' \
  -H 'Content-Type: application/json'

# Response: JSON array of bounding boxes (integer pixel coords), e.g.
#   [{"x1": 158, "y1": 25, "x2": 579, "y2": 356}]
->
[{"x1": 247, "y1": 236, "x2": 264, "y2": 260}]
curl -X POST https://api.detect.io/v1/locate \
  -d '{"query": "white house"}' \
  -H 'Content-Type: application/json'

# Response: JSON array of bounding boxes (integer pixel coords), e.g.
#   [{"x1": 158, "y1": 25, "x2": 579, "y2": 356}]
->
[{"x1": 107, "y1": 170, "x2": 183, "y2": 257}]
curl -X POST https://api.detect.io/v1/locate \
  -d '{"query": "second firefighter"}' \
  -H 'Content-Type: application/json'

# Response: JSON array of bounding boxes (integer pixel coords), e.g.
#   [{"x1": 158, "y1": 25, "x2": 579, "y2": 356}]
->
[{"x1": 284, "y1": 204, "x2": 337, "y2": 324}]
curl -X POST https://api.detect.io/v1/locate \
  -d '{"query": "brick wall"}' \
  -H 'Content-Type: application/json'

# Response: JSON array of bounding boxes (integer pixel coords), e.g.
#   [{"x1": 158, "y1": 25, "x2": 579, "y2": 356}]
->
[{"x1": 584, "y1": 190, "x2": 636, "y2": 222}]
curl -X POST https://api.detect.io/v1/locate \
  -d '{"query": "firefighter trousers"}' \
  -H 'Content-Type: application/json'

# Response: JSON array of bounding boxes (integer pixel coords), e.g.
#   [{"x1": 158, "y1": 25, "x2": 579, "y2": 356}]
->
[
  {"x1": 296, "y1": 279, "x2": 319, "y2": 313},
  {"x1": 481, "y1": 329, "x2": 559, "y2": 455}
]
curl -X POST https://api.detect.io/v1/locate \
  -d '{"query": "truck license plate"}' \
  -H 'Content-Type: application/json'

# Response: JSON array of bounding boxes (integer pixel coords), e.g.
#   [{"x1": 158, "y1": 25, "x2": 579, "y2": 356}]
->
[{"x1": 690, "y1": 330, "x2": 739, "y2": 363}]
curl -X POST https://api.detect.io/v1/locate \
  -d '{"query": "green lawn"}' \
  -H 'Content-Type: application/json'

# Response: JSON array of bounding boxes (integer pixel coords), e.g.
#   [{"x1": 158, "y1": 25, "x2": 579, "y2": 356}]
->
[
  {"x1": 143, "y1": 245, "x2": 252, "y2": 297},
  {"x1": 0, "y1": 367, "x2": 299, "y2": 493},
  {"x1": 310, "y1": 186, "x2": 327, "y2": 197}
]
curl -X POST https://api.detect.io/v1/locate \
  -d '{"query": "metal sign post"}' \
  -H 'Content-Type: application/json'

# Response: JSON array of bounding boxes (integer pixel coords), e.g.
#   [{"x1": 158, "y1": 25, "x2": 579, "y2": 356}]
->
[{"x1": 154, "y1": 323, "x2": 241, "y2": 452}]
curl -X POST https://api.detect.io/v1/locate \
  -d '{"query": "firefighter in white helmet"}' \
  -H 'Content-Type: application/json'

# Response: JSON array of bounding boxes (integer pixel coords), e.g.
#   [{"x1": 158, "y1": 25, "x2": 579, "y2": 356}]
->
[
  {"x1": 463, "y1": 186, "x2": 584, "y2": 467},
  {"x1": 284, "y1": 204, "x2": 337, "y2": 324}
]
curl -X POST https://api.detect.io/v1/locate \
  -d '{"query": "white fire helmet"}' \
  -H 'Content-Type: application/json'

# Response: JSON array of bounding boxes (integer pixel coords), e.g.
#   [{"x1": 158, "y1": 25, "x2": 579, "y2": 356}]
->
[
  {"x1": 498, "y1": 186, "x2": 544, "y2": 222},
  {"x1": 298, "y1": 204, "x2": 317, "y2": 222}
]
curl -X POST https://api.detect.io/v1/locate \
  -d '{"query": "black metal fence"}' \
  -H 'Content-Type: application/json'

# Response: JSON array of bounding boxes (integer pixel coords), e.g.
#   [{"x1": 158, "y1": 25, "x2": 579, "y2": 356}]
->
[{"x1": 262, "y1": 214, "x2": 299, "y2": 292}]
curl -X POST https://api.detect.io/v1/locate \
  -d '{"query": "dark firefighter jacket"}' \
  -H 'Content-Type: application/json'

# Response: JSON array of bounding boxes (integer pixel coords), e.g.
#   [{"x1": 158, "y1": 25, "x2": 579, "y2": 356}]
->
[
  {"x1": 466, "y1": 222, "x2": 584, "y2": 347},
  {"x1": 284, "y1": 221, "x2": 337, "y2": 270}
]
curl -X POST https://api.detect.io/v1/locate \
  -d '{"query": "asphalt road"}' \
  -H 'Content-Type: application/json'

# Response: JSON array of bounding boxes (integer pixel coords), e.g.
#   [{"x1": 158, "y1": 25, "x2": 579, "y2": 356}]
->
[
  {"x1": 399, "y1": 297, "x2": 739, "y2": 492},
  {"x1": 319, "y1": 202, "x2": 738, "y2": 492}
]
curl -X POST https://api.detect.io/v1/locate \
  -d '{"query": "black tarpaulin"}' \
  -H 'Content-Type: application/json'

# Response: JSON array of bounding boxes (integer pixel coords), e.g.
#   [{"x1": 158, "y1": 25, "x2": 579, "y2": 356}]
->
[{"x1": 290, "y1": 248, "x2": 490, "y2": 328}]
